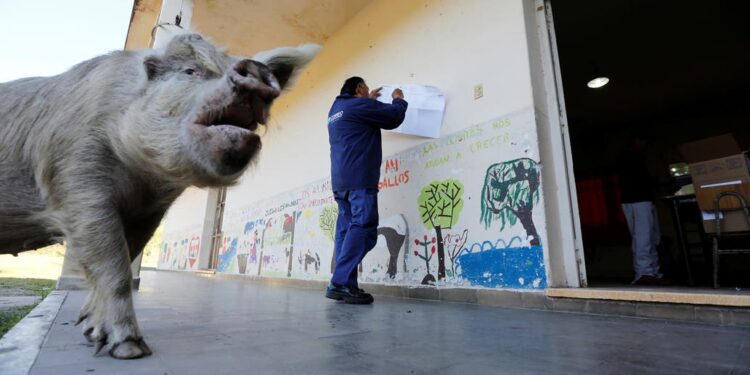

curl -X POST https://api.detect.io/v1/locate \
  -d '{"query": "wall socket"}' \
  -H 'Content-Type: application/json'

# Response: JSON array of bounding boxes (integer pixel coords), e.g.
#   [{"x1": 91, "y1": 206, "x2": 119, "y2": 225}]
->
[{"x1": 473, "y1": 84, "x2": 484, "y2": 99}]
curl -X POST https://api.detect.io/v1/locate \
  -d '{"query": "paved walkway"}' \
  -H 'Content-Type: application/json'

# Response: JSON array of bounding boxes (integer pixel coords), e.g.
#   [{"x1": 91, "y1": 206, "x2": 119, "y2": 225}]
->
[{"x1": 28, "y1": 271, "x2": 750, "y2": 374}]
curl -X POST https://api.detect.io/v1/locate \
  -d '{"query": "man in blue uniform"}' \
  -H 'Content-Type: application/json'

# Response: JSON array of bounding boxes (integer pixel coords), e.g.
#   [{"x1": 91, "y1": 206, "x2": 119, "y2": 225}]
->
[{"x1": 325, "y1": 77, "x2": 407, "y2": 304}]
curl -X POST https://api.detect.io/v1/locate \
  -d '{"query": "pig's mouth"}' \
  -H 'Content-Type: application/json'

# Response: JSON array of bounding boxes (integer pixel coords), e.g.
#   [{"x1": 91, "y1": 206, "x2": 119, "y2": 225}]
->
[
  {"x1": 187, "y1": 101, "x2": 266, "y2": 179},
  {"x1": 194, "y1": 103, "x2": 261, "y2": 132}
]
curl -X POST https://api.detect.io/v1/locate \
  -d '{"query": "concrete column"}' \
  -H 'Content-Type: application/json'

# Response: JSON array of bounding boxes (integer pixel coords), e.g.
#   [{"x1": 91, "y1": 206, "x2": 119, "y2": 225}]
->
[
  {"x1": 56, "y1": 251, "x2": 86, "y2": 290},
  {"x1": 57, "y1": 251, "x2": 143, "y2": 290},
  {"x1": 198, "y1": 188, "x2": 223, "y2": 270},
  {"x1": 56, "y1": 251, "x2": 144, "y2": 290},
  {"x1": 521, "y1": 0, "x2": 586, "y2": 287},
  {"x1": 131, "y1": 253, "x2": 143, "y2": 289}
]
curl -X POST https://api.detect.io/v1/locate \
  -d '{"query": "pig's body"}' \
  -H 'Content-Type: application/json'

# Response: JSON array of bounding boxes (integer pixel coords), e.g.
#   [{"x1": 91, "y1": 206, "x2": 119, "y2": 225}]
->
[
  {"x1": 0, "y1": 33, "x2": 317, "y2": 359},
  {"x1": 1, "y1": 51, "x2": 174, "y2": 256}
]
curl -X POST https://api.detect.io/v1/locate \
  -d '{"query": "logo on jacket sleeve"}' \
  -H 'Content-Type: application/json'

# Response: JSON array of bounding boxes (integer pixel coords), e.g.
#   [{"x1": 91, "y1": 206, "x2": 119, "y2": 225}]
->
[{"x1": 328, "y1": 111, "x2": 343, "y2": 124}]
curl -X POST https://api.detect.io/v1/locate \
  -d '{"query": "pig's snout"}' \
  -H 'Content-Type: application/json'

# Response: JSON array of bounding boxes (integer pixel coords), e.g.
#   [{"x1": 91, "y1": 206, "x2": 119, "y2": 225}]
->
[
  {"x1": 187, "y1": 120, "x2": 262, "y2": 178},
  {"x1": 229, "y1": 59, "x2": 281, "y2": 103},
  {"x1": 187, "y1": 59, "x2": 283, "y2": 179}
]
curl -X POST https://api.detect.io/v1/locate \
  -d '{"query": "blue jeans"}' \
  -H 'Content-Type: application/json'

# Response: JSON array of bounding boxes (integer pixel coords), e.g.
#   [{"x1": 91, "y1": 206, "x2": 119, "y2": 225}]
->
[{"x1": 331, "y1": 188, "x2": 379, "y2": 288}]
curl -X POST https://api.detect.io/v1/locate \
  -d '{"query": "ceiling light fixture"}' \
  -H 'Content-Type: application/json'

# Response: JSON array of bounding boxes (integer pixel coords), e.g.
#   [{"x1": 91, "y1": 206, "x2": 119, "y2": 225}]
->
[{"x1": 587, "y1": 77, "x2": 610, "y2": 89}]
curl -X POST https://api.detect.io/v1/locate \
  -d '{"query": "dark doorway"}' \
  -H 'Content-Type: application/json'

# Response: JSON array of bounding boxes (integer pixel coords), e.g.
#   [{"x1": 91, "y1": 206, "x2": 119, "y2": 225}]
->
[{"x1": 549, "y1": 0, "x2": 750, "y2": 286}]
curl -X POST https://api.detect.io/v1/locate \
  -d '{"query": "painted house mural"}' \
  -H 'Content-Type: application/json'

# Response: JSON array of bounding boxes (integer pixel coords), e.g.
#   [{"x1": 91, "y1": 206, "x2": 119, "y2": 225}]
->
[
  {"x1": 160, "y1": 108, "x2": 548, "y2": 289},
  {"x1": 158, "y1": 226, "x2": 202, "y2": 271}
]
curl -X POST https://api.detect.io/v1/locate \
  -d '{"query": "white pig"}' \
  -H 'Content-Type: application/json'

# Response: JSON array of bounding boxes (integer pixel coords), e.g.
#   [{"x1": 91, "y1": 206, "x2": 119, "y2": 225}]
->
[{"x1": 0, "y1": 32, "x2": 318, "y2": 359}]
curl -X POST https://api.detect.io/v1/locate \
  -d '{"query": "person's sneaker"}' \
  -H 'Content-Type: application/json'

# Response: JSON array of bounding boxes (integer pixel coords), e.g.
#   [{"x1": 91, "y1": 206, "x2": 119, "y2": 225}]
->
[
  {"x1": 632, "y1": 275, "x2": 660, "y2": 286},
  {"x1": 325, "y1": 283, "x2": 374, "y2": 304},
  {"x1": 658, "y1": 276, "x2": 674, "y2": 286}
]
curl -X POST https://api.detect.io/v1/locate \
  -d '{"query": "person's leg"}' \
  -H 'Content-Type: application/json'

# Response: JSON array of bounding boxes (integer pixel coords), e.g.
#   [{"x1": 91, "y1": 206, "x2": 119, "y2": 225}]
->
[
  {"x1": 332, "y1": 188, "x2": 379, "y2": 289},
  {"x1": 345, "y1": 188, "x2": 379, "y2": 287},
  {"x1": 645, "y1": 201, "x2": 663, "y2": 278},
  {"x1": 330, "y1": 191, "x2": 352, "y2": 286},
  {"x1": 631, "y1": 201, "x2": 660, "y2": 280},
  {"x1": 621, "y1": 203, "x2": 640, "y2": 280}
]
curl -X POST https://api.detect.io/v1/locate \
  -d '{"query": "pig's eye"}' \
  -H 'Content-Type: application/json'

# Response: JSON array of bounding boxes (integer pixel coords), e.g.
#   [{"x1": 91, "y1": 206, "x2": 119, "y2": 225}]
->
[{"x1": 183, "y1": 68, "x2": 196, "y2": 76}]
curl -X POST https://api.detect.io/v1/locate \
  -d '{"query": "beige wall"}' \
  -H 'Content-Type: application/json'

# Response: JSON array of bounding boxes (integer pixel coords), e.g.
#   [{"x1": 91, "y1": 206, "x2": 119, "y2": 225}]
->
[
  {"x1": 154, "y1": 0, "x2": 558, "y2": 289},
  {"x1": 227, "y1": 0, "x2": 534, "y2": 205},
  {"x1": 212, "y1": 0, "x2": 548, "y2": 288},
  {"x1": 158, "y1": 187, "x2": 208, "y2": 271}
]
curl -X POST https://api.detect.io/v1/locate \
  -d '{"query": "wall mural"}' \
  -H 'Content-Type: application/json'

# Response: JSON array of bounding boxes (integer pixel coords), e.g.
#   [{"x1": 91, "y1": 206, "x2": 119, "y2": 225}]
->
[
  {"x1": 160, "y1": 108, "x2": 548, "y2": 289},
  {"x1": 418, "y1": 179, "x2": 464, "y2": 282},
  {"x1": 158, "y1": 227, "x2": 202, "y2": 271},
  {"x1": 377, "y1": 214, "x2": 409, "y2": 279}
]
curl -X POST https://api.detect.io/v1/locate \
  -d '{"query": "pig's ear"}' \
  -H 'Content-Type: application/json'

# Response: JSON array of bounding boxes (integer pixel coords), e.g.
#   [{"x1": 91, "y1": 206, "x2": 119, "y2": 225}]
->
[
  {"x1": 144, "y1": 56, "x2": 167, "y2": 80},
  {"x1": 252, "y1": 44, "x2": 320, "y2": 90}
]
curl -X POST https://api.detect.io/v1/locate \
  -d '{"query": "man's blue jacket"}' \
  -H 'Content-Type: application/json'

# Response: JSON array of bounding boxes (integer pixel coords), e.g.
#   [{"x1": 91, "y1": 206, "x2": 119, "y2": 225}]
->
[{"x1": 327, "y1": 94, "x2": 408, "y2": 191}]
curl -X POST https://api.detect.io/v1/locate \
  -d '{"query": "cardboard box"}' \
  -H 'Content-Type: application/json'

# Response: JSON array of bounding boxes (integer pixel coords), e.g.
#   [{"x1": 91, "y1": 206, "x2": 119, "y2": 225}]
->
[
  {"x1": 702, "y1": 210, "x2": 750, "y2": 233},
  {"x1": 680, "y1": 134, "x2": 750, "y2": 233}
]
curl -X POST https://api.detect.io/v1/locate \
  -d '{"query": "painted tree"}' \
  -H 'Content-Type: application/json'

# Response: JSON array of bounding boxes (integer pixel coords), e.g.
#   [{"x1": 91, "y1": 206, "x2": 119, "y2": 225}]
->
[
  {"x1": 318, "y1": 204, "x2": 338, "y2": 272},
  {"x1": 418, "y1": 179, "x2": 464, "y2": 280},
  {"x1": 284, "y1": 211, "x2": 302, "y2": 277},
  {"x1": 480, "y1": 158, "x2": 541, "y2": 245},
  {"x1": 443, "y1": 229, "x2": 469, "y2": 277},
  {"x1": 414, "y1": 235, "x2": 437, "y2": 285}
]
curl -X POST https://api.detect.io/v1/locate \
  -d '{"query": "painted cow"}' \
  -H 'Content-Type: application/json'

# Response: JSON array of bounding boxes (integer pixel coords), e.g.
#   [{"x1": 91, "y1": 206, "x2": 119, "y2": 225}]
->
[{"x1": 377, "y1": 214, "x2": 409, "y2": 278}]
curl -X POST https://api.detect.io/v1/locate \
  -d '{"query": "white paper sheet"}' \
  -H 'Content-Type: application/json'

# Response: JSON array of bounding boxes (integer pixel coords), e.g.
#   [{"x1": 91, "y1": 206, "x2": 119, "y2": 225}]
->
[{"x1": 376, "y1": 84, "x2": 446, "y2": 138}]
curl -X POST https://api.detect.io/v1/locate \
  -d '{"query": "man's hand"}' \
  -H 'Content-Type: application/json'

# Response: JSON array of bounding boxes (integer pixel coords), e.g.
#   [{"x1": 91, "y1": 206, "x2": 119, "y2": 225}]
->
[
  {"x1": 392, "y1": 88, "x2": 404, "y2": 100},
  {"x1": 369, "y1": 87, "x2": 383, "y2": 99}
]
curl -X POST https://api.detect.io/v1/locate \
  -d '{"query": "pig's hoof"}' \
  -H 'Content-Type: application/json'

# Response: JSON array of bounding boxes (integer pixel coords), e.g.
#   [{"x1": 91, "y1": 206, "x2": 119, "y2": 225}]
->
[
  {"x1": 83, "y1": 322, "x2": 106, "y2": 344},
  {"x1": 94, "y1": 333, "x2": 108, "y2": 356},
  {"x1": 83, "y1": 327, "x2": 95, "y2": 343},
  {"x1": 109, "y1": 337, "x2": 152, "y2": 359},
  {"x1": 75, "y1": 313, "x2": 89, "y2": 326}
]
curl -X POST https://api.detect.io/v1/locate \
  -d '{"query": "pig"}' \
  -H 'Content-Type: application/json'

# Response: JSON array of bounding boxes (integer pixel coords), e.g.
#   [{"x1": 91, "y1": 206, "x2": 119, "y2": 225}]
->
[{"x1": 0, "y1": 32, "x2": 319, "y2": 359}]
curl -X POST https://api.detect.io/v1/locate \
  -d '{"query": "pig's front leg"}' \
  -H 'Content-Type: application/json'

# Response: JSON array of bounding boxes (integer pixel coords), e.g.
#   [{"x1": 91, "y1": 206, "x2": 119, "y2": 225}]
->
[
  {"x1": 66, "y1": 208, "x2": 151, "y2": 359},
  {"x1": 76, "y1": 281, "x2": 103, "y2": 343}
]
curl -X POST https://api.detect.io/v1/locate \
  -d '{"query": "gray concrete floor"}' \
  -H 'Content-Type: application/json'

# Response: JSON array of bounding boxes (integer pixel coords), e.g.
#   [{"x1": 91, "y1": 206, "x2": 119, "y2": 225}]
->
[{"x1": 30, "y1": 270, "x2": 750, "y2": 375}]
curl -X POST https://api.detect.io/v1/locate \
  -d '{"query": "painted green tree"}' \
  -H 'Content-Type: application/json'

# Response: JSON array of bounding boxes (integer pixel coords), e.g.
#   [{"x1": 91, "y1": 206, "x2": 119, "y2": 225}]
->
[
  {"x1": 319, "y1": 204, "x2": 338, "y2": 272},
  {"x1": 418, "y1": 179, "x2": 464, "y2": 280},
  {"x1": 480, "y1": 158, "x2": 541, "y2": 245},
  {"x1": 319, "y1": 204, "x2": 338, "y2": 242}
]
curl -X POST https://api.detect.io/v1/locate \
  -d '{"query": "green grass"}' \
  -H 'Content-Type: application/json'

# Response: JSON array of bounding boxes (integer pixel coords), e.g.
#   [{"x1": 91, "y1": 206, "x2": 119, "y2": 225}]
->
[
  {"x1": 0, "y1": 278, "x2": 56, "y2": 338},
  {"x1": 0, "y1": 304, "x2": 37, "y2": 338}
]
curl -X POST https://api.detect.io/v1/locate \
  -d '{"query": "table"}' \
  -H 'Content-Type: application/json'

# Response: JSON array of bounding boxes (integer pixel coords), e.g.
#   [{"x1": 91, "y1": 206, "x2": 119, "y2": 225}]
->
[{"x1": 662, "y1": 193, "x2": 697, "y2": 286}]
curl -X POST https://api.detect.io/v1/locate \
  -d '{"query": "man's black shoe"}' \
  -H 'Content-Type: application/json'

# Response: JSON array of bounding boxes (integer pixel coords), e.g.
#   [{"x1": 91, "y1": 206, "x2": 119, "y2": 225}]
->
[{"x1": 325, "y1": 283, "x2": 374, "y2": 304}]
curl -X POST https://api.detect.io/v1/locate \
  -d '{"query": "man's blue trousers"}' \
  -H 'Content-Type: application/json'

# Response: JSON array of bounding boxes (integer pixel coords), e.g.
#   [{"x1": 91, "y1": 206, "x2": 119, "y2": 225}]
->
[{"x1": 330, "y1": 188, "x2": 379, "y2": 288}]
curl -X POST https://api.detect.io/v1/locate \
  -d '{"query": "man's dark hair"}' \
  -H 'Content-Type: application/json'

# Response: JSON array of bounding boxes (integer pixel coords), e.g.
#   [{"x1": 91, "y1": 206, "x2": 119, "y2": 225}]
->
[{"x1": 340, "y1": 76, "x2": 364, "y2": 95}]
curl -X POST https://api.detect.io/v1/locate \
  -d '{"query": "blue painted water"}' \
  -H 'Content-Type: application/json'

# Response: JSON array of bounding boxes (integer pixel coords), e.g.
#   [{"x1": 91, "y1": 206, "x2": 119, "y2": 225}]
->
[
  {"x1": 216, "y1": 238, "x2": 238, "y2": 273},
  {"x1": 456, "y1": 245, "x2": 547, "y2": 289}
]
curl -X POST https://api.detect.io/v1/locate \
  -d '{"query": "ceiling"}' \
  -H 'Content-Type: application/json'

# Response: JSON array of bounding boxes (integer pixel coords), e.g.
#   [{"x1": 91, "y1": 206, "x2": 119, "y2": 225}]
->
[
  {"x1": 549, "y1": 0, "x2": 750, "y2": 130},
  {"x1": 126, "y1": 0, "x2": 371, "y2": 54},
  {"x1": 191, "y1": 0, "x2": 371, "y2": 56}
]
